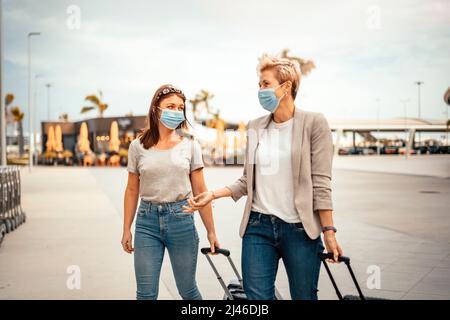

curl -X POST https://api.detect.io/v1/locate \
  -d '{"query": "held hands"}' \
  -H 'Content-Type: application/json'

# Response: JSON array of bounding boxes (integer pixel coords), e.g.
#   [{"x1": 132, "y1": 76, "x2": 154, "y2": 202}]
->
[
  {"x1": 183, "y1": 191, "x2": 215, "y2": 213},
  {"x1": 323, "y1": 231, "x2": 343, "y2": 263}
]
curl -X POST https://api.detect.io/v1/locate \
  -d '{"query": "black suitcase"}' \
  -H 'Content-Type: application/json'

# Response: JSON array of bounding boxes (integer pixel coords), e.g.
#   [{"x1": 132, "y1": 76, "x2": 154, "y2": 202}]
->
[
  {"x1": 201, "y1": 247, "x2": 283, "y2": 300},
  {"x1": 319, "y1": 252, "x2": 387, "y2": 300}
]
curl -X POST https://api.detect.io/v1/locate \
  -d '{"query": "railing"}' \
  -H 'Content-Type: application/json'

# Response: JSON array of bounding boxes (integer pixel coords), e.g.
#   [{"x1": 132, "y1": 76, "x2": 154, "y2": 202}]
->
[{"x1": 0, "y1": 166, "x2": 26, "y2": 247}]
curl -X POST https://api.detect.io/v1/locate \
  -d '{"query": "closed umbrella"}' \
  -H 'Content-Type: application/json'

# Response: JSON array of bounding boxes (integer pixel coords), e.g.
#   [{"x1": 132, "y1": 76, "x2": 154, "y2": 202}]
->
[
  {"x1": 55, "y1": 125, "x2": 63, "y2": 152},
  {"x1": 109, "y1": 121, "x2": 120, "y2": 153},
  {"x1": 46, "y1": 126, "x2": 55, "y2": 152}
]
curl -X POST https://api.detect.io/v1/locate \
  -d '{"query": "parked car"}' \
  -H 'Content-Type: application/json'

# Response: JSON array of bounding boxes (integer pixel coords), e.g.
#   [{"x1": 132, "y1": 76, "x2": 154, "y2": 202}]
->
[
  {"x1": 338, "y1": 148, "x2": 349, "y2": 155},
  {"x1": 361, "y1": 148, "x2": 376, "y2": 155},
  {"x1": 399, "y1": 147, "x2": 417, "y2": 155},
  {"x1": 428, "y1": 145, "x2": 441, "y2": 154},
  {"x1": 382, "y1": 146, "x2": 399, "y2": 154},
  {"x1": 414, "y1": 146, "x2": 428, "y2": 154},
  {"x1": 439, "y1": 146, "x2": 450, "y2": 154}
]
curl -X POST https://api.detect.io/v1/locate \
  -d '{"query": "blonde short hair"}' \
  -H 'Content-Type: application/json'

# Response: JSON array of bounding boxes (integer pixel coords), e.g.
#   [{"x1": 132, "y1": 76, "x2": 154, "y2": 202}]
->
[{"x1": 257, "y1": 54, "x2": 302, "y2": 99}]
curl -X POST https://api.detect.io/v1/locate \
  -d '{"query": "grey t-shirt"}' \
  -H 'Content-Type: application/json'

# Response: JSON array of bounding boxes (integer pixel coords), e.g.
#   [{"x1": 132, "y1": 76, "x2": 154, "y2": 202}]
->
[{"x1": 127, "y1": 136, "x2": 204, "y2": 203}]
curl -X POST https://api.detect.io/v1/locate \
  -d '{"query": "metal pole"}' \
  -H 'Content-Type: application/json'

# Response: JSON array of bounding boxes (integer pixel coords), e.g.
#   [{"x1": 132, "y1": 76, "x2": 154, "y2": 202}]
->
[
  {"x1": 27, "y1": 32, "x2": 40, "y2": 172},
  {"x1": 0, "y1": 0, "x2": 6, "y2": 166},
  {"x1": 27, "y1": 35, "x2": 31, "y2": 171},
  {"x1": 33, "y1": 74, "x2": 42, "y2": 166},
  {"x1": 401, "y1": 99, "x2": 409, "y2": 159},
  {"x1": 415, "y1": 81, "x2": 423, "y2": 120},
  {"x1": 445, "y1": 106, "x2": 450, "y2": 146},
  {"x1": 415, "y1": 81, "x2": 423, "y2": 152},
  {"x1": 376, "y1": 98, "x2": 380, "y2": 156},
  {"x1": 46, "y1": 83, "x2": 52, "y2": 120}
]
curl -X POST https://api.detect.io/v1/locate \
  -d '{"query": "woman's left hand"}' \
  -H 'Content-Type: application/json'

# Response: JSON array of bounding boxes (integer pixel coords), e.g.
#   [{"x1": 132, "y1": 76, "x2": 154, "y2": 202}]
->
[
  {"x1": 207, "y1": 232, "x2": 220, "y2": 254},
  {"x1": 323, "y1": 232, "x2": 343, "y2": 263}
]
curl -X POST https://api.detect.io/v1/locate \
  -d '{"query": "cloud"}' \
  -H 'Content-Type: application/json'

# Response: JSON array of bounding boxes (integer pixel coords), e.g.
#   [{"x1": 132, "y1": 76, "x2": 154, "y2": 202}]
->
[{"x1": 3, "y1": 0, "x2": 450, "y2": 131}]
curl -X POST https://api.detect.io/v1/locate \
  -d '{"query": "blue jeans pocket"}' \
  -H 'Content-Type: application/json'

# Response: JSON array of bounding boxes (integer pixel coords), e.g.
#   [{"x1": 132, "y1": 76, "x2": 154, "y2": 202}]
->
[
  {"x1": 137, "y1": 205, "x2": 146, "y2": 217},
  {"x1": 248, "y1": 213, "x2": 261, "y2": 226},
  {"x1": 292, "y1": 222, "x2": 305, "y2": 231},
  {"x1": 172, "y1": 210, "x2": 194, "y2": 220}
]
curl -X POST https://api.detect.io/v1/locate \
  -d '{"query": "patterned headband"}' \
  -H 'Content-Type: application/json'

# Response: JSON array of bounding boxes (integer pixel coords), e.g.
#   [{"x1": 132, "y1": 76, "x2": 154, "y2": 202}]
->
[{"x1": 156, "y1": 86, "x2": 185, "y2": 101}]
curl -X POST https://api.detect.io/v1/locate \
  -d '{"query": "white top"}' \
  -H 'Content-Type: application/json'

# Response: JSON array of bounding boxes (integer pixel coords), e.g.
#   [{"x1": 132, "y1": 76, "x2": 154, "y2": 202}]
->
[{"x1": 251, "y1": 118, "x2": 300, "y2": 223}]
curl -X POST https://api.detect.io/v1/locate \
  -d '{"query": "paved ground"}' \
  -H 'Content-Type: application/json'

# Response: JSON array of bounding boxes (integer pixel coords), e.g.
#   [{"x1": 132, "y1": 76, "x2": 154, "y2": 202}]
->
[
  {"x1": 0, "y1": 155, "x2": 449, "y2": 300},
  {"x1": 333, "y1": 154, "x2": 450, "y2": 178}
]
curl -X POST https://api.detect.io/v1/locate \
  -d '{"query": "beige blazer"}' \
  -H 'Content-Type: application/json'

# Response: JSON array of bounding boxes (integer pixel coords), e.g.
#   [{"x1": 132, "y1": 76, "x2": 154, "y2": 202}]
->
[{"x1": 226, "y1": 108, "x2": 334, "y2": 240}]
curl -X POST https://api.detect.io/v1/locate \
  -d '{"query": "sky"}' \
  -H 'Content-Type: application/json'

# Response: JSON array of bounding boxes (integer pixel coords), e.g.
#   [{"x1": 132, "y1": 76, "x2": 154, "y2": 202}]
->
[{"x1": 2, "y1": 0, "x2": 450, "y2": 133}]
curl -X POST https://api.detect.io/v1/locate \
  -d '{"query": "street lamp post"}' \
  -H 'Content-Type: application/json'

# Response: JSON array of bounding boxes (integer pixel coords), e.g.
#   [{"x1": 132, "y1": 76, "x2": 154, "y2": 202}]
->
[
  {"x1": 46, "y1": 83, "x2": 52, "y2": 120},
  {"x1": 415, "y1": 81, "x2": 423, "y2": 151},
  {"x1": 34, "y1": 74, "x2": 43, "y2": 165},
  {"x1": 415, "y1": 81, "x2": 423, "y2": 119},
  {"x1": 401, "y1": 99, "x2": 410, "y2": 158},
  {"x1": 376, "y1": 98, "x2": 380, "y2": 156},
  {"x1": 27, "y1": 32, "x2": 41, "y2": 172}
]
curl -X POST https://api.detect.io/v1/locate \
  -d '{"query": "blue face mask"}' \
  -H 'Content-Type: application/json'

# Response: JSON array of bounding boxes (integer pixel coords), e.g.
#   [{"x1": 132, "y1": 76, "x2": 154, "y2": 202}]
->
[
  {"x1": 158, "y1": 108, "x2": 185, "y2": 129},
  {"x1": 258, "y1": 84, "x2": 286, "y2": 113}
]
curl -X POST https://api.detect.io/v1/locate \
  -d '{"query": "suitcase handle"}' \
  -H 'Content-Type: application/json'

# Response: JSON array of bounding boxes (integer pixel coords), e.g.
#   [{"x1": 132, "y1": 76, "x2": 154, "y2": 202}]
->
[
  {"x1": 319, "y1": 252, "x2": 350, "y2": 264},
  {"x1": 201, "y1": 247, "x2": 230, "y2": 257},
  {"x1": 200, "y1": 247, "x2": 241, "y2": 300},
  {"x1": 318, "y1": 252, "x2": 366, "y2": 300}
]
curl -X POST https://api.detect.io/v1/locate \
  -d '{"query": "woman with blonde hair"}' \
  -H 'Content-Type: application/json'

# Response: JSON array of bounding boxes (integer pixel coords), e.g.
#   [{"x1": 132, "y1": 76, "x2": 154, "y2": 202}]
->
[
  {"x1": 122, "y1": 84, "x2": 220, "y2": 300},
  {"x1": 185, "y1": 55, "x2": 343, "y2": 300}
]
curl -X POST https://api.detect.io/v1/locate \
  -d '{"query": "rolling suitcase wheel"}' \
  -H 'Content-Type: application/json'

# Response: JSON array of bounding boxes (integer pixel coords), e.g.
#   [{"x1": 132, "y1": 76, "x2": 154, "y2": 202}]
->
[
  {"x1": 201, "y1": 247, "x2": 283, "y2": 300},
  {"x1": 201, "y1": 247, "x2": 245, "y2": 300}
]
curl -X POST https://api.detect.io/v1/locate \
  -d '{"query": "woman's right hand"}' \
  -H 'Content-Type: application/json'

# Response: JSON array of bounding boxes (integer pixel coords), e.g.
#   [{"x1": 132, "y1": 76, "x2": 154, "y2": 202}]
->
[
  {"x1": 183, "y1": 191, "x2": 215, "y2": 213},
  {"x1": 121, "y1": 229, "x2": 134, "y2": 254}
]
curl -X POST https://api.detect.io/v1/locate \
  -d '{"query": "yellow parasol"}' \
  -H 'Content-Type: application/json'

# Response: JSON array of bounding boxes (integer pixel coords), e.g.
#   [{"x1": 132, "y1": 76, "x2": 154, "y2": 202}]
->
[
  {"x1": 46, "y1": 126, "x2": 56, "y2": 152},
  {"x1": 55, "y1": 125, "x2": 63, "y2": 152},
  {"x1": 78, "y1": 122, "x2": 91, "y2": 153},
  {"x1": 109, "y1": 121, "x2": 120, "y2": 153}
]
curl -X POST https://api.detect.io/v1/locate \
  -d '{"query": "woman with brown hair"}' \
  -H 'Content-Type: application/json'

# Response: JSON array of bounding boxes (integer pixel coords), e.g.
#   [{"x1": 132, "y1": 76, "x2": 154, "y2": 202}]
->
[{"x1": 121, "y1": 84, "x2": 219, "y2": 300}]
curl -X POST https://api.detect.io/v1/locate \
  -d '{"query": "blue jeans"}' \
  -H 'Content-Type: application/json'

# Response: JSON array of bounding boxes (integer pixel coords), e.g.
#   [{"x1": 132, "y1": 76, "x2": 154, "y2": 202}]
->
[
  {"x1": 134, "y1": 198, "x2": 202, "y2": 300},
  {"x1": 242, "y1": 211, "x2": 324, "y2": 300}
]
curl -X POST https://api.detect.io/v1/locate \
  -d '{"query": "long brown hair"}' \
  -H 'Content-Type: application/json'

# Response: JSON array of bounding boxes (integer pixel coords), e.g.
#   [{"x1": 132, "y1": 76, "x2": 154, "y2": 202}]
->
[{"x1": 138, "y1": 84, "x2": 189, "y2": 149}]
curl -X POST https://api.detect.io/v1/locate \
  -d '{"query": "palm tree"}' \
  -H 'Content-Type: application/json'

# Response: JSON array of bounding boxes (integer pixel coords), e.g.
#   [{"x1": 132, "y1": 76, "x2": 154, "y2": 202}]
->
[
  {"x1": 10, "y1": 106, "x2": 25, "y2": 156},
  {"x1": 280, "y1": 48, "x2": 316, "y2": 76},
  {"x1": 81, "y1": 90, "x2": 108, "y2": 117},
  {"x1": 4, "y1": 93, "x2": 25, "y2": 156},
  {"x1": 59, "y1": 113, "x2": 70, "y2": 122},
  {"x1": 189, "y1": 97, "x2": 202, "y2": 121},
  {"x1": 190, "y1": 90, "x2": 217, "y2": 122},
  {"x1": 195, "y1": 90, "x2": 214, "y2": 114}
]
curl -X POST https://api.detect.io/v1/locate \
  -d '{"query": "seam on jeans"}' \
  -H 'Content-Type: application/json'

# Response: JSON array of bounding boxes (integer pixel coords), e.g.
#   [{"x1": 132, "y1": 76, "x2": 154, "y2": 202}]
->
[
  {"x1": 312, "y1": 239, "x2": 323, "y2": 298},
  {"x1": 191, "y1": 223, "x2": 199, "y2": 296}
]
